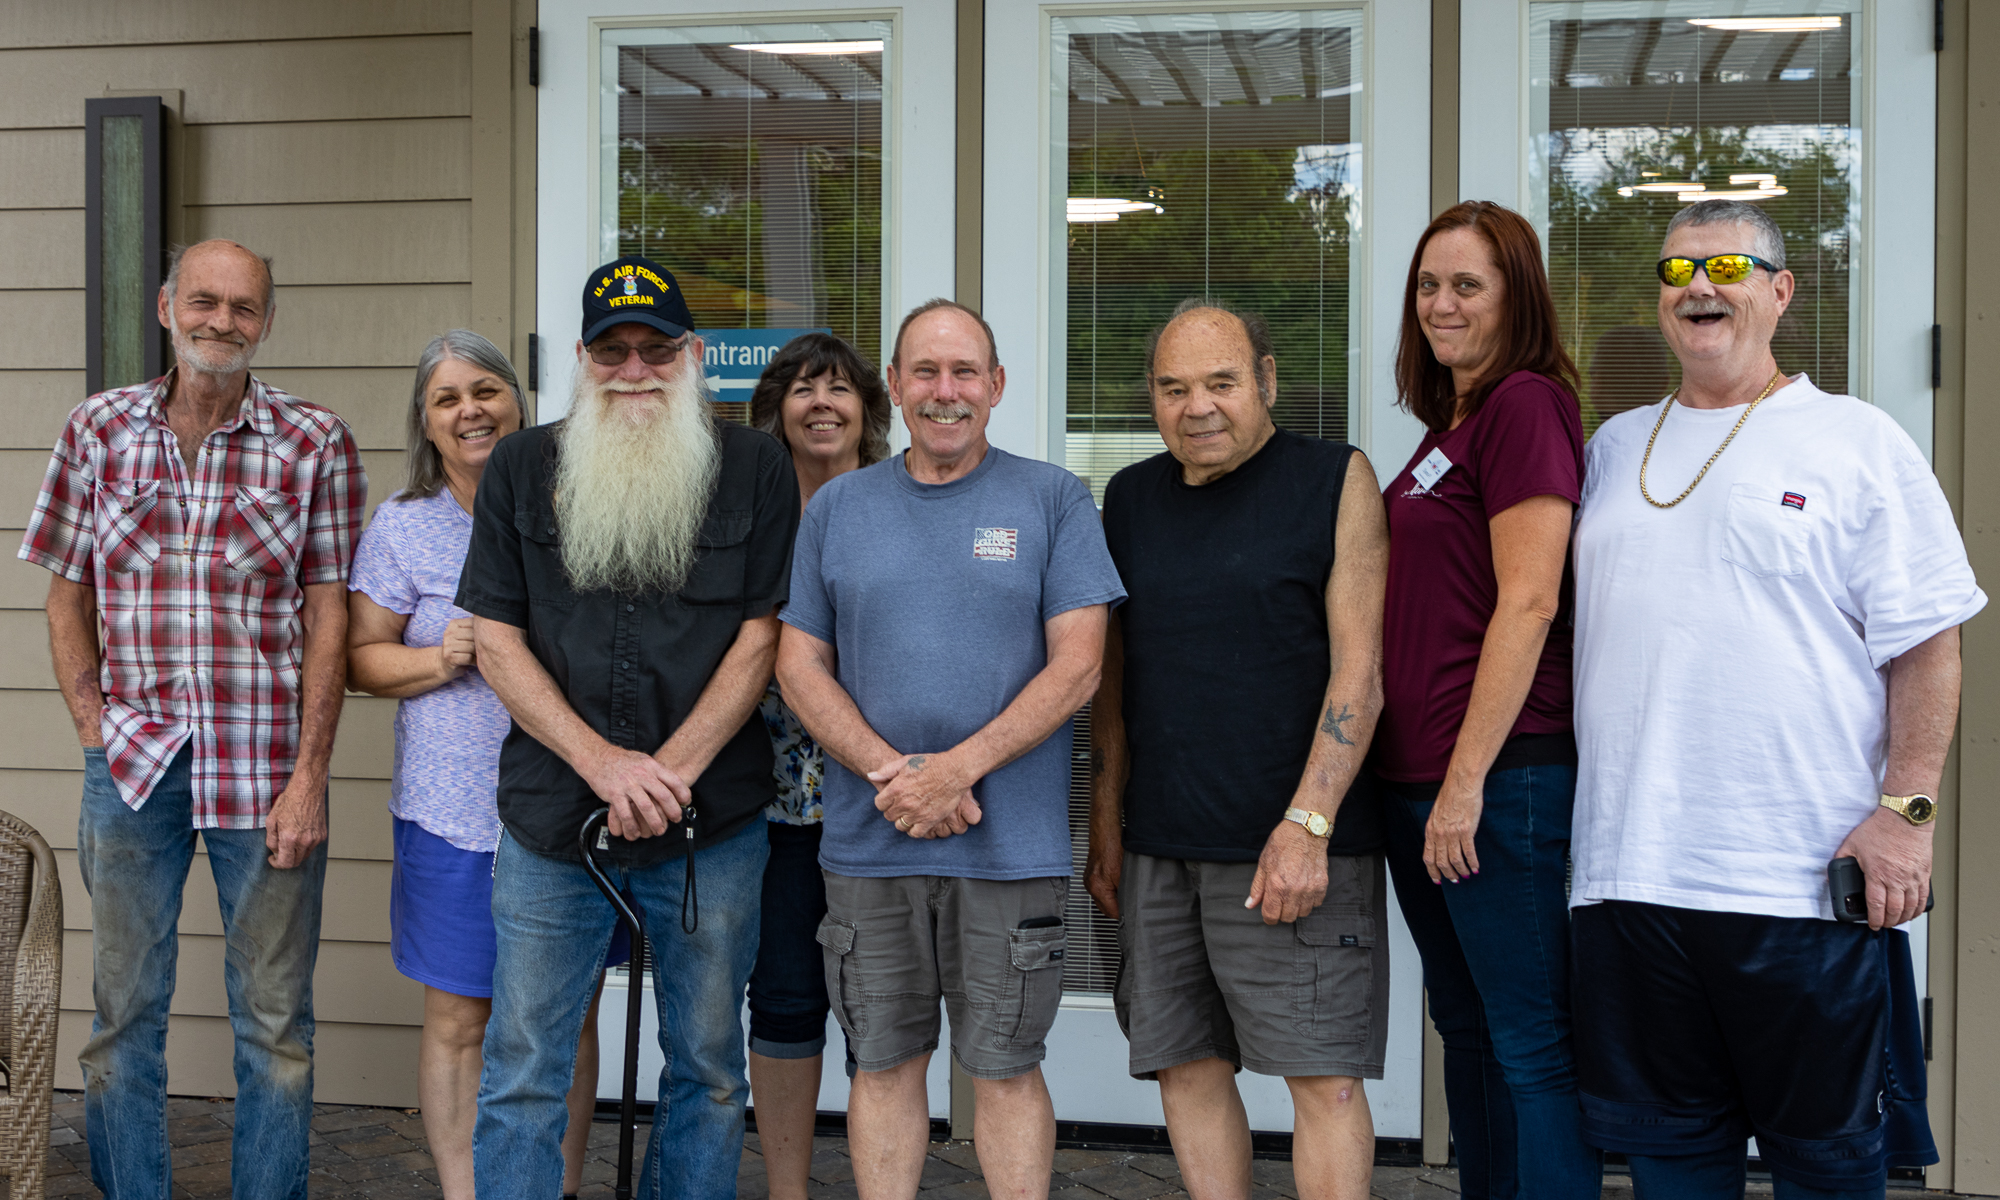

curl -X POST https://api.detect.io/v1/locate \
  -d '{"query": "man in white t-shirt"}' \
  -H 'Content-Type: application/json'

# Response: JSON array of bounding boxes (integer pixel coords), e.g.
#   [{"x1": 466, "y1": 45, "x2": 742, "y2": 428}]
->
[{"x1": 1570, "y1": 199, "x2": 1984, "y2": 1199}]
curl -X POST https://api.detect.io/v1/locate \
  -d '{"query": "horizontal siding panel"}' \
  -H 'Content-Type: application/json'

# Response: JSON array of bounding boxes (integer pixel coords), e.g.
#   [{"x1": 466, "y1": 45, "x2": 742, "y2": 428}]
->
[
  {"x1": 0, "y1": 538, "x2": 56, "y2": 607},
  {"x1": 190, "y1": 201, "x2": 471, "y2": 286},
  {"x1": 0, "y1": 371, "x2": 89, "y2": 449},
  {"x1": 0, "y1": 36, "x2": 470, "y2": 129},
  {"x1": 0, "y1": 209, "x2": 81, "y2": 289},
  {"x1": 0, "y1": 129, "x2": 82, "y2": 208},
  {"x1": 258, "y1": 283, "x2": 471, "y2": 368},
  {"x1": 0, "y1": 608, "x2": 51, "y2": 687},
  {"x1": 55, "y1": 1010, "x2": 422, "y2": 1106},
  {"x1": 0, "y1": 288, "x2": 82, "y2": 370},
  {"x1": 246, "y1": 368, "x2": 414, "y2": 449},
  {"x1": 330, "y1": 695, "x2": 398, "y2": 781},
  {"x1": 0, "y1": 688, "x2": 85, "y2": 770},
  {"x1": 187, "y1": 118, "x2": 470, "y2": 205},
  {"x1": 57, "y1": 848, "x2": 391, "y2": 941},
  {"x1": 61, "y1": 932, "x2": 423, "y2": 1026},
  {"x1": 0, "y1": 772, "x2": 396, "y2": 862},
  {"x1": 0, "y1": 0, "x2": 469, "y2": 50},
  {"x1": 360, "y1": 450, "x2": 410, "y2": 521}
]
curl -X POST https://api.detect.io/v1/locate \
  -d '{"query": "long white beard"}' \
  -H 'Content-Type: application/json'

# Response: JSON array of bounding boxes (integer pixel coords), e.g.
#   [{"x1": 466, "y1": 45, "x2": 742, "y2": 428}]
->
[{"x1": 554, "y1": 364, "x2": 721, "y2": 594}]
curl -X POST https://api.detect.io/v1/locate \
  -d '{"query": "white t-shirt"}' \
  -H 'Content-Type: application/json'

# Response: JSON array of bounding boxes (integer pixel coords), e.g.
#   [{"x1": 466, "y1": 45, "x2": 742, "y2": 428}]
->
[{"x1": 1572, "y1": 375, "x2": 1985, "y2": 919}]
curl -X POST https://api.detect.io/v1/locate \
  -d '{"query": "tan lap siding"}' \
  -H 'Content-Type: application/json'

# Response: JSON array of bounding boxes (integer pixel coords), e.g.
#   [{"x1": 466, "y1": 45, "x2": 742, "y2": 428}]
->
[{"x1": 0, "y1": 10, "x2": 485, "y2": 1106}]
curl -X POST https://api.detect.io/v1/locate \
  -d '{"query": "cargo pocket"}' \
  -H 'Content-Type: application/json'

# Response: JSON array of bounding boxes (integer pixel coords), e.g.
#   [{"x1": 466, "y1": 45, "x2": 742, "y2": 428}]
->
[
  {"x1": 95, "y1": 480, "x2": 162, "y2": 572},
  {"x1": 997, "y1": 924, "x2": 1068, "y2": 1049},
  {"x1": 815, "y1": 915, "x2": 867, "y2": 1040},
  {"x1": 1293, "y1": 909, "x2": 1377, "y2": 1040}
]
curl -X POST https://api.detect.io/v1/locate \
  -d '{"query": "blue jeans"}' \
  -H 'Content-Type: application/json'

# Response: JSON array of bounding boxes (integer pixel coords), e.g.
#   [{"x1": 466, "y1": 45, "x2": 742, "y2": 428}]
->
[
  {"x1": 75, "y1": 744, "x2": 326, "y2": 1200},
  {"x1": 1382, "y1": 764, "x2": 1601, "y2": 1200},
  {"x1": 747, "y1": 821, "x2": 832, "y2": 1058},
  {"x1": 474, "y1": 817, "x2": 768, "y2": 1200}
]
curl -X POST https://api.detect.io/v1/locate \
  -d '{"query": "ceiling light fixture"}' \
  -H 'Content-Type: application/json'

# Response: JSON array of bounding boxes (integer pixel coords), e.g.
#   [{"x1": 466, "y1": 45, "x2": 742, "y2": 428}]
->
[
  {"x1": 731, "y1": 39, "x2": 884, "y2": 54},
  {"x1": 1685, "y1": 16, "x2": 1842, "y2": 32},
  {"x1": 1617, "y1": 181, "x2": 1704, "y2": 197}
]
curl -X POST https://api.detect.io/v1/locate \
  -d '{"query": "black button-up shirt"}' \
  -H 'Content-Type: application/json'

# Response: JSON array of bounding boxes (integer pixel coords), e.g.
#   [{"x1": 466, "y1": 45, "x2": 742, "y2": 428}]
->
[{"x1": 457, "y1": 421, "x2": 799, "y2": 864}]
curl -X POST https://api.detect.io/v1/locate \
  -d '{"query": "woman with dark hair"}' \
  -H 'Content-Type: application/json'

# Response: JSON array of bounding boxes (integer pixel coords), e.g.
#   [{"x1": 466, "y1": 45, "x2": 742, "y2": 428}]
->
[
  {"x1": 744, "y1": 332, "x2": 892, "y2": 1200},
  {"x1": 346, "y1": 331, "x2": 609, "y2": 1200},
  {"x1": 1373, "y1": 202, "x2": 1599, "y2": 1198}
]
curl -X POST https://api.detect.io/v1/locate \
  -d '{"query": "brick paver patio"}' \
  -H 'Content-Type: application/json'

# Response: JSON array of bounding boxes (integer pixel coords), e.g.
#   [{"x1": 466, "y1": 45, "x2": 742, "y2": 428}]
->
[{"x1": 38, "y1": 1093, "x2": 1803, "y2": 1199}]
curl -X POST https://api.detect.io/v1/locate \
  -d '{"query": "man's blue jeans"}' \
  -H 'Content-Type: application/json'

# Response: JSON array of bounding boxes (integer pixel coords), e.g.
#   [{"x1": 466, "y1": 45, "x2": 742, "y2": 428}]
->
[
  {"x1": 474, "y1": 816, "x2": 768, "y2": 1200},
  {"x1": 75, "y1": 744, "x2": 326, "y2": 1200},
  {"x1": 1382, "y1": 763, "x2": 1602, "y2": 1200}
]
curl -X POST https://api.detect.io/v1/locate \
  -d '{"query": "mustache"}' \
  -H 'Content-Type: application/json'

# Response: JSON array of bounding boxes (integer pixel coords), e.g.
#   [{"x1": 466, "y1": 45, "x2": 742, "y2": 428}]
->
[
  {"x1": 1674, "y1": 296, "x2": 1736, "y2": 319},
  {"x1": 914, "y1": 400, "x2": 974, "y2": 422}
]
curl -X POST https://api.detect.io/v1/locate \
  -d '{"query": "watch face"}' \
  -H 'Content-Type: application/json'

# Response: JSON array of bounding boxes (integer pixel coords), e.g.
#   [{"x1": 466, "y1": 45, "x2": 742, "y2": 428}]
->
[
  {"x1": 1308, "y1": 813, "x2": 1330, "y2": 837},
  {"x1": 1907, "y1": 796, "x2": 1936, "y2": 822}
]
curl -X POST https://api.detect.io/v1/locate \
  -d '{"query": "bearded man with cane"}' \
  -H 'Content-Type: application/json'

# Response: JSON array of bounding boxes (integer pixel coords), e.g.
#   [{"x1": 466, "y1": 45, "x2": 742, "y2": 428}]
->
[{"x1": 457, "y1": 256, "x2": 799, "y2": 1200}]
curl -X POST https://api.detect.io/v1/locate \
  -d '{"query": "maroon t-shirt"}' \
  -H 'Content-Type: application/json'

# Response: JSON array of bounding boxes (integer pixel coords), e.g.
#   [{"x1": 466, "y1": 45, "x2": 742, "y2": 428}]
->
[{"x1": 1375, "y1": 370, "x2": 1585, "y2": 782}]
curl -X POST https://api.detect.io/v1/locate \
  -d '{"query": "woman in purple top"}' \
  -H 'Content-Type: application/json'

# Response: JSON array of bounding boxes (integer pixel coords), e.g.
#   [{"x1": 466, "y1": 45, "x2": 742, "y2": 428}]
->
[
  {"x1": 346, "y1": 331, "x2": 605, "y2": 1200},
  {"x1": 1374, "y1": 203, "x2": 1599, "y2": 1198}
]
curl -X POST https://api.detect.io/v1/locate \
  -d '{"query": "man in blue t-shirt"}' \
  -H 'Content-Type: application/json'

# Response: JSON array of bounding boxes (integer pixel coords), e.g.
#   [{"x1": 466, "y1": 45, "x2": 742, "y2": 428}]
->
[{"x1": 777, "y1": 299, "x2": 1125, "y2": 1200}]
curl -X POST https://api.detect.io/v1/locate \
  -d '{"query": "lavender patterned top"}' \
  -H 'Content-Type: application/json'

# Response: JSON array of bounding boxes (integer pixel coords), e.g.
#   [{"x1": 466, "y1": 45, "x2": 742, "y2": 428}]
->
[{"x1": 349, "y1": 488, "x2": 508, "y2": 853}]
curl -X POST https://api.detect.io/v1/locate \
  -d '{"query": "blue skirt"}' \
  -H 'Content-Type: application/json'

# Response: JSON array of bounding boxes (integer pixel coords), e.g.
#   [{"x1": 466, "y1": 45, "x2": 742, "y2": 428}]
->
[{"x1": 390, "y1": 817, "x2": 628, "y2": 998}]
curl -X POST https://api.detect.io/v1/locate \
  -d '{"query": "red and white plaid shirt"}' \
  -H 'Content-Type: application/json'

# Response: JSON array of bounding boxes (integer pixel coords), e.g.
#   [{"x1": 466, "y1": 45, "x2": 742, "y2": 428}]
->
[{"x1": 19, "y1": 371, "x2": 366, "y2": 826}]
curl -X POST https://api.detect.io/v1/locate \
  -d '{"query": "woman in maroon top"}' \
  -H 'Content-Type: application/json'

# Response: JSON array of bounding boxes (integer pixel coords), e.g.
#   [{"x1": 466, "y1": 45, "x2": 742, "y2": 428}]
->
[{"x1": 1374, "y1": 201, "x2": 1598, "y2": 1198}]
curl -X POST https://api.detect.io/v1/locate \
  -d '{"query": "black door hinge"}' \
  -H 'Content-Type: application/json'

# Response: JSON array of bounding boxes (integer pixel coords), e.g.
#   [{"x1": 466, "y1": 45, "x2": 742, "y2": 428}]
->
[
  {"x1": 526, "y1": 334, "x2": 539, "y2": 392},
  {"x1": 1923, "y1": 996, "x2": 1934, "y2": 1061},
  {"x1": 1932, "y1": 324, "x2": 1942, "y2": 389},
  {"x1": 529, "y1": 26, "x2": 541, "y2": 87}
]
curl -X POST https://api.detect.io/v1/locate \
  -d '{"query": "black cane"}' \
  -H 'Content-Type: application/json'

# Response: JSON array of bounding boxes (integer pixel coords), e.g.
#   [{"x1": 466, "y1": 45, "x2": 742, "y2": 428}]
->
[{"x1": 578, "y1": 807, "x2": 649, "y2": 1200}]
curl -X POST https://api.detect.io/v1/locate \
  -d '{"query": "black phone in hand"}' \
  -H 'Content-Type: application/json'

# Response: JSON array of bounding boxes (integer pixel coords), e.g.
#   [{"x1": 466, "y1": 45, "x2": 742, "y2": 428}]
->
[{"x1": 1827, "y1": 855, "x2": 1935, "y2": 925}]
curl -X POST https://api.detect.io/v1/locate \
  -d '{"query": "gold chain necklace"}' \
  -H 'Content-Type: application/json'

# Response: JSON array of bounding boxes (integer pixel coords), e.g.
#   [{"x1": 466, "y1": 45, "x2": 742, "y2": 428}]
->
[{"x1": 1638, "y1": 370, "x2": 1787, "y2": 509}]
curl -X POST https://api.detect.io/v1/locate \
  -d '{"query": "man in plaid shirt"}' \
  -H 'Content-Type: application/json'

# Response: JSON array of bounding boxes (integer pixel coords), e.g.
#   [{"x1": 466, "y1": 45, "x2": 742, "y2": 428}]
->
[{"x1": 19, "y1": 239, "x2": 365, "y2": 1200}]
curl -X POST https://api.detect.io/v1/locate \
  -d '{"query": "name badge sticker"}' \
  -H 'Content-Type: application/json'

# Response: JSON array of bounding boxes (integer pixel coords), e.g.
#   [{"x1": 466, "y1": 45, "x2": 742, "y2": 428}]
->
[{"x1": 1411, "y1": 448, "x2": 1453, "y2": 493}]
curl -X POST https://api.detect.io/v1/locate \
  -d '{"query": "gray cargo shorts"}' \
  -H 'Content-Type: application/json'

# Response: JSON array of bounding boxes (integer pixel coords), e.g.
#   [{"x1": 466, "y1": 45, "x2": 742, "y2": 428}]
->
[
  {"x1": 1113, "y1": 851, "x2": 1389, "y2": 1080},
  {"x1": 818, "y1": 872, "x2": 1068, "y2": 1080}
]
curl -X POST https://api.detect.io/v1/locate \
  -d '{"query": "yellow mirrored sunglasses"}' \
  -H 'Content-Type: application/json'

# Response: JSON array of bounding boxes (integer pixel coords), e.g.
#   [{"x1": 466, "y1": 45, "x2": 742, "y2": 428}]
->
[{"x1": 1657, "y1": 254, "x2": 1780, "y2": 287}]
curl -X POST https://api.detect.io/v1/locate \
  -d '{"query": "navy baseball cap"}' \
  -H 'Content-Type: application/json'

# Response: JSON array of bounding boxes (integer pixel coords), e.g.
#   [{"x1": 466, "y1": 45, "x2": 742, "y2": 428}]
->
[{"x1": 581, "y1": 255, "x2": 696, "y2": 344}]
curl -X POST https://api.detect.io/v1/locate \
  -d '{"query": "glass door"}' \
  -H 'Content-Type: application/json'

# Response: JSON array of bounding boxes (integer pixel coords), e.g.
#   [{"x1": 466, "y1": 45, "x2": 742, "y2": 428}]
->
[
  {"x1": 537, "y1": 0, "x2": 957, "y2": 1115},
  {"x1": 982, "y1": 0, "x2": 1434, "y2": 1139}
]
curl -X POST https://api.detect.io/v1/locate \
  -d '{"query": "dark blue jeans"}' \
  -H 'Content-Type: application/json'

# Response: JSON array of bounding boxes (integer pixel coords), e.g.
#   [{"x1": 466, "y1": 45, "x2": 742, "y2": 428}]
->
[
  {"x1": 747, "y1": 821, "x2": 832, "y2": 1058},
  {"x1": 1382, "y1": 763, "x2": 1601, "y2": 1200}
]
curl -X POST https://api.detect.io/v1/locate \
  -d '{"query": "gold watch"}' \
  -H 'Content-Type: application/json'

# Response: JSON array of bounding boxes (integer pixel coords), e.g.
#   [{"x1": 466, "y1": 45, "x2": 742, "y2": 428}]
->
[
  {"x1": 1879, "y1": 793, "x2": 1937, "y2": 826},
  {"x1": 1284, "y1": 807, "x2": 1332, "y2": 838}
]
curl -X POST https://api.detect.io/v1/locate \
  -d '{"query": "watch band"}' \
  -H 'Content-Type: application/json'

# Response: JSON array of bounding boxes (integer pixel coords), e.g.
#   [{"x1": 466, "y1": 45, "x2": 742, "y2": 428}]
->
[
  {"x1": 1879, "y1": 793, "x2": 1938, "y2": 826},
  {"x1": 1283, "y1": 806, "x2": 1332, "y2": 838}
]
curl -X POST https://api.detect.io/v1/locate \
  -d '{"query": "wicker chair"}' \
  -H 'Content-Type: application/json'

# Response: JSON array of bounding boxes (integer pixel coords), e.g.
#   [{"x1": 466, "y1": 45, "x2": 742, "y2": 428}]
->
[{"x1": 0, "y1": 810, "x2": 63, "y2": 1200}]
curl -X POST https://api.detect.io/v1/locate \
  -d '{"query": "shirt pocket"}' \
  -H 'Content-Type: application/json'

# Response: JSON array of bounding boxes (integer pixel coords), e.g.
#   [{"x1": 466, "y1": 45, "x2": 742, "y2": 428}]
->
[
  {"x1": 223, "y1": 485, "x2": 305, "y2": 579},
  {"x1": 678, "y1": 509, "x2": 752, "y2": 606},
  {"x1": 1720, "y1": 481, "x2": 1809, "y2": 578},
  {"x1": 512, "y1": 501, "x2": 576, "y2": 608},
  {"x1": 95, "y1": 480, "x2": 162, "y2": 572}
]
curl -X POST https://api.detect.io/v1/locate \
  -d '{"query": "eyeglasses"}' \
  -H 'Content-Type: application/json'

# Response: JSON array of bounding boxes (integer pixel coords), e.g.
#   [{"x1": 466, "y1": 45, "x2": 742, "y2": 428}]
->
[
  {"x1": 1657, "y1": 254, "x2": 1779, "y2": 288},
  {"x1": 586, "y1": 337, "x2": 690, "y2": 366}
]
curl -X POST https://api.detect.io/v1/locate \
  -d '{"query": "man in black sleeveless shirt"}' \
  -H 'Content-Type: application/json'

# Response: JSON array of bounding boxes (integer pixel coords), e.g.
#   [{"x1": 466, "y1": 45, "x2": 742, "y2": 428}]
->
[{"x1": 1087, "y1": 299, "x2": 1391, "y2": 1200}]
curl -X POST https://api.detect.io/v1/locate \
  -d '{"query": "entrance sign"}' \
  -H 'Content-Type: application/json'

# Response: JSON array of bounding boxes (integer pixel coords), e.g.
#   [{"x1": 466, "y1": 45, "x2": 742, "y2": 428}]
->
[{"x1": 701, "y1": 328, "x2": 830, "y2": 396}]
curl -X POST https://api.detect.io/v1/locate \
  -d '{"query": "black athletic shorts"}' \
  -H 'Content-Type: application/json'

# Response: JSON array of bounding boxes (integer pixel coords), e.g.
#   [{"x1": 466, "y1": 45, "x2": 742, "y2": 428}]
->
[{"x1": 1571, "y1": 900, "x2": 1935, "y2": 1189}]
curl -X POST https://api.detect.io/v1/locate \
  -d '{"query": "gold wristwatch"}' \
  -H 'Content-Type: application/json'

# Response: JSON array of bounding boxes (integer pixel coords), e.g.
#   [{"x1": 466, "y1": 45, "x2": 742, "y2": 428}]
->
[
  {"x1": 1284, "y1": 806, "x2": 1332, "y2": 838},
  {"x1": 1879, "y1": 793, "x2": 1937, "y2": 826}
]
